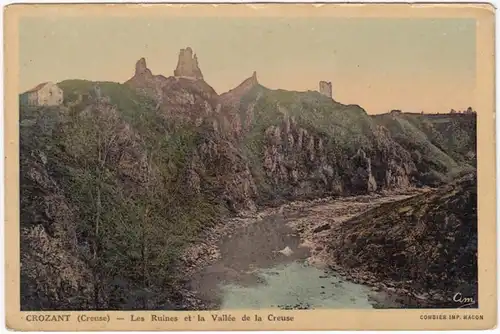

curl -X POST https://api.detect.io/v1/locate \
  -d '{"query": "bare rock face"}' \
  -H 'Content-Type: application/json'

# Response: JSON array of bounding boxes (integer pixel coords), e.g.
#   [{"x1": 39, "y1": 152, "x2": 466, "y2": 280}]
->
[
  {"x1": 188, "y1": 127, "x2": 258, "y2": 213},
  {"x1": 370, "y1": 125, "x2": 416, "y2": 190},
  {"x1": 174, "y1": 47, "x2": 204, "y2": 80},
  {"x1": 319, "y1": 81, "x2": 332, "y2": 98},
  {"x1": 126, "y1": 57, "x2": 168, "y2": 102},
  {"x1": 351, "y1": 149, "x2": 378, "y2": 193},
  {"x1": 253, "y1": 104, "x2": 418, "y2": 200},
  {"x1": 261, "y1": 114, "x2": 343, "y2": 199}
]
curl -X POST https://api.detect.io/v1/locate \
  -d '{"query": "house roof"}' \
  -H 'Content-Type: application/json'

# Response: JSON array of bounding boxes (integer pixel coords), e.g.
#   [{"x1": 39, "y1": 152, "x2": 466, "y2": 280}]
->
[{"x1": 24, "y1": 82, "x2": 50, "y2": 94}]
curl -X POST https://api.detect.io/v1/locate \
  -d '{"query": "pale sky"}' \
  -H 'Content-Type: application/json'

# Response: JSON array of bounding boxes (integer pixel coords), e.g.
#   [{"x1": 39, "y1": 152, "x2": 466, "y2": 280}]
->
[{"x1": 19, "y1": 17, "x2": 476, "y2": 114}]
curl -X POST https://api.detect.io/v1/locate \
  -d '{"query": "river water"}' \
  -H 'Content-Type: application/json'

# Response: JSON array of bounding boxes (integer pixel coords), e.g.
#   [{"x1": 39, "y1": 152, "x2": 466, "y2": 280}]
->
[
  {"x1": 219, "y1": 261, "x2": 374, "y2": 309},
  {"x1": 189, "y1": 211, "x2": 381, "y2": 310}
]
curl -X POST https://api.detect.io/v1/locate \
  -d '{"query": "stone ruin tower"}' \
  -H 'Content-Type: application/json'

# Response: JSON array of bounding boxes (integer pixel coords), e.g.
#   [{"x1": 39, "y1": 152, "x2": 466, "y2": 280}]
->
[
  {"x1": 319, "y1": 81, "x2": 332, "y2": 98},
  {"x1": 174, "y1": 47, "x2": 204, "y2": 80}
]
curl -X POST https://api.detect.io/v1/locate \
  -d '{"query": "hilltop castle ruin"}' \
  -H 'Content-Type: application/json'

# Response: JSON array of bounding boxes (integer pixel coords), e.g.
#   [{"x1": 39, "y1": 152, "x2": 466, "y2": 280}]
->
[
  {"x1": 174, "y1": 47, "x2": 204, "y2": 80},
  {"x1": 319, "y1": 81, "x2": 332, "y2": 98}
]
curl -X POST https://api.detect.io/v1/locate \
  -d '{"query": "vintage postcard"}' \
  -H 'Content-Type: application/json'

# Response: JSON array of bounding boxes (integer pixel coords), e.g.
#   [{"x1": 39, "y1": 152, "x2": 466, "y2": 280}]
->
[{"x1": 4, "y1": 2, "x2": 497, "y2": 331}]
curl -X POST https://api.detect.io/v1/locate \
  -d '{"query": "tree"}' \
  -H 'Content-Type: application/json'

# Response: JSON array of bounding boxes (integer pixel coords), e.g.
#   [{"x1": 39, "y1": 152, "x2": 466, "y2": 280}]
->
[{"x1": 63, "y1": 99, "x2": 127, "y2": 309}]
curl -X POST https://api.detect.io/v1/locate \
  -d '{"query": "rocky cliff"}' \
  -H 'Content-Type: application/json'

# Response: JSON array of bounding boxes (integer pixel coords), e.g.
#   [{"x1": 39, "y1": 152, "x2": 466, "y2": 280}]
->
[
  {"x1": 21, "y1": 98, "x2": 153, "y2": 310},
  {"x1": 226, "y1": 86, "x2": 426, "y2": 203},
  {"x1": 124, "y1": 49, "x2": 475, "y2": 205},
  {"x1": 217, "y1": 71, "x2": 261, "y2": 138},
  {"x1": 373, "y1": 112, "x2": 476, "y2": 186},
  {"x1": 126, "y1": 56, "x2": 218, "y2": 127}
]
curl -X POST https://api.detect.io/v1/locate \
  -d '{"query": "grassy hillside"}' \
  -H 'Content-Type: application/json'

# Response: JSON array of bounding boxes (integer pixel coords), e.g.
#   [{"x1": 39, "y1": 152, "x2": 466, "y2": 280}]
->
[
  {"x1": 58, "y1": 79, "x2": 156, "y2": 119},
  {"x1": 373, "y1": 112, "x2": 476, "y2": 185},
  {"x1": 399, "y1": 113, "x2": 476, "y2": 166},
  {"x1": 242, "y1": 86, "x2": 377, "y2": 150},
  {"x1": 20, "y1": 81, "x2": 226, "y2": 310}
]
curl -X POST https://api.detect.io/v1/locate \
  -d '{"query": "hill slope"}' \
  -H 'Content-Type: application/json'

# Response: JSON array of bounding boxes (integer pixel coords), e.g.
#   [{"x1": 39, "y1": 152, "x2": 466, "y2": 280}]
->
[
  {"x1": 327, "y1": 174, "x2": 477, "y2": 307},
  {"x1": 20, "y1": 81, "x2": 235, "y2": 310},
  {"x1": 373, "y1": 112, "x2": 476, "y2": 185},
  {"x1": 222, "y1": 84, "x2": 476, "y2": 203}
]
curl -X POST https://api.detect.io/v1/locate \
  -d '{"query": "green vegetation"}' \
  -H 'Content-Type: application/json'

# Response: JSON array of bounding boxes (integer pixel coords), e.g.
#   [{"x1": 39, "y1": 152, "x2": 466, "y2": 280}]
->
[
  {"x1": 238, "y1": 86, "x2": 380, "y2": 199},
  {"x1": 58, "y1": 79, "x2": 154, "y2": 117},
  {"x1": 400, "y1": 113, "x2": 477, "y2": 167},
  {"x1": 242, "y1": 86, "x2": 376, "y2": 149},
  {"x1": 373, "y1": 112, "x2": 476, "y2": 185},
  {"x1": 20, "y1": 81, "x2": 225, "y2": 310}
]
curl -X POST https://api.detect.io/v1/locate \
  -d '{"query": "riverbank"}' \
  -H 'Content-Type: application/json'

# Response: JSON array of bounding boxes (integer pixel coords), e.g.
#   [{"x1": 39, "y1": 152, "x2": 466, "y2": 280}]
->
[
  {"x1": 281, "y1": 191, "x2": 432, "y2": 308},
  {"x1": 324, "y1": 176, "x2": 478, "y2": 309}
]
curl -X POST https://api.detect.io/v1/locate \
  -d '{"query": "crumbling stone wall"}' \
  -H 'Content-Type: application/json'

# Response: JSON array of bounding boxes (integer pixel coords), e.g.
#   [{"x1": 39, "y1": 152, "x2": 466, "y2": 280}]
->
[{"x1": 319, "y1": 81, "x2": 332, "y2": 98}]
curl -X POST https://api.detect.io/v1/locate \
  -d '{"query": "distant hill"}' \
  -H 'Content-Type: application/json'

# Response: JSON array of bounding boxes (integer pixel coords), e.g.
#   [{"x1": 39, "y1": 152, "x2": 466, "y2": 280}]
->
[{"x1": 378, "y1": 112, "x2": 476, "y2": 166}]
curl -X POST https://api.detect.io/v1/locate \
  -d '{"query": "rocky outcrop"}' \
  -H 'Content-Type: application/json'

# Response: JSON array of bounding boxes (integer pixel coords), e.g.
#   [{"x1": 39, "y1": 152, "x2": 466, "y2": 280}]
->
[
  {"x1": 370, "y1": 125, "x2": 416, "y2": 190},
  {"x1": 124, "y1": 53, "x2": 257, "y2": 212},
  {"x1": 125, "y1": 51, "x2": 471, "y2": 205},
  {"x1": 156, "y1": 77, "x2": 219, "y2": 126},
  {"x1": 124, "y1": 50, "x2": 470, "y2": 204},
  {"x1": 251, "y1": 104, "x2": 418, "y2": 201},
  {"x1": 372, "y1": 112, "x2": 475, "y2": 187},
  {"x1": 191, "y1": 128, "x2": 258, "y2": 214},
  {"x1": 20, "y1": 152, "x2": 95, "y2": 310},
  {"x1": 125, "y1": 54, "x2": 219, "y2": 127},
  {"x1": 260, "y1": 114, "x2": 343, "y2": 200},
  {"x1": 125, "y1": 57, "x2": 169, "y2": 102},
  {"x1": 174, "y1": 47, "x2": 204, "y2": 80}
]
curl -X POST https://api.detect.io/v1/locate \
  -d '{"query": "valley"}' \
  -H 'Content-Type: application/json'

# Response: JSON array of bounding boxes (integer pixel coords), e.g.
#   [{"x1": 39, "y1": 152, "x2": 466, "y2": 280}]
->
[{"x1": 19, "y1": 47, "x2": 478, "y2": 311}]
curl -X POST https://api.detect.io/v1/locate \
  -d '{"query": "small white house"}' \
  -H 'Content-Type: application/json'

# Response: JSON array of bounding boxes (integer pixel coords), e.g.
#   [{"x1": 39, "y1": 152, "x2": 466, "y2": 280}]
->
[{"x1": 21, "y1": 82, "x2": 63, "y2": 107}]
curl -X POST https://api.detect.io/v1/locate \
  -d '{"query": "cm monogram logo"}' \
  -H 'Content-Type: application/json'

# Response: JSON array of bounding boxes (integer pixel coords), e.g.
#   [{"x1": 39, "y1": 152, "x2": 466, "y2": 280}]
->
[{"x1": 453, "y1": 293, "x2": 476, "y2": 308}]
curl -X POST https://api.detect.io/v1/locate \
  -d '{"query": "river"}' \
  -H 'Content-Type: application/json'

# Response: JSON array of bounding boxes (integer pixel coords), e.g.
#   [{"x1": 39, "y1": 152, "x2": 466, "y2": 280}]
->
[{"x1": 186, "y1": 194, "x2": 414, "y2": 310}]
